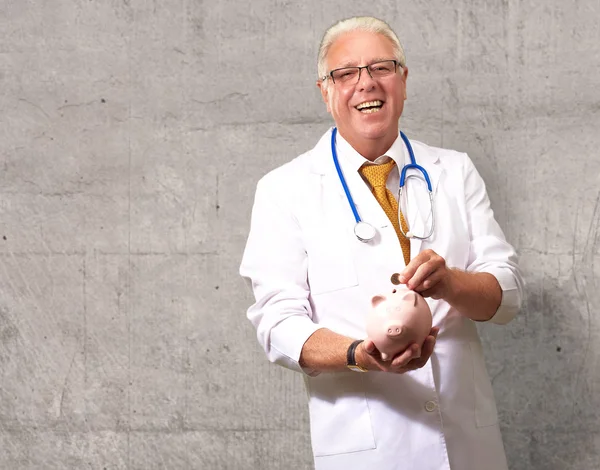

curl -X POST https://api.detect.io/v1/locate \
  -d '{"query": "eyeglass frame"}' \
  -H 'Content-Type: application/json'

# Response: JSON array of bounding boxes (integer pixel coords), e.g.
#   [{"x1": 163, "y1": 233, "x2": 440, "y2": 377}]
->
[{"x1": 321, "y1": 59, "x2": 404, "y2": 85}]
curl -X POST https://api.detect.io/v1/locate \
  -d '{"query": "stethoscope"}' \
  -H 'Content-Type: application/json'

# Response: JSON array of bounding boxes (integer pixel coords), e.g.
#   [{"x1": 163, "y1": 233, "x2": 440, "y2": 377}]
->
[{"x1": 331, "y1": 127, "x2": 435, "y2": 243}]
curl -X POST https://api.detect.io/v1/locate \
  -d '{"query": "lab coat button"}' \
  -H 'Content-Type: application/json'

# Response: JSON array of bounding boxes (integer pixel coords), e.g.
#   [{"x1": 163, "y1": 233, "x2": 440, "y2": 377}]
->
[{"x1": 425, "y1": 400, "x2": 437, "y2": 412}]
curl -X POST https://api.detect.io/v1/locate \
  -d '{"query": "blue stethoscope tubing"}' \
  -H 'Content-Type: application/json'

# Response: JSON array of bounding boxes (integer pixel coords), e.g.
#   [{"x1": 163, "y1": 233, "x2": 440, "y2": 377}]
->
[{"x1": 330, "y1": 127, "x2": 435, "y2": 242}]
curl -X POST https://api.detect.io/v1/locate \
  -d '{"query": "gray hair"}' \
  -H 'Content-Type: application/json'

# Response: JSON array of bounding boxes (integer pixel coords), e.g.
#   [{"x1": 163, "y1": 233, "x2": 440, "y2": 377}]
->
[{"x1": 317, "y1": 16, "x2": 406, "y2": 83}]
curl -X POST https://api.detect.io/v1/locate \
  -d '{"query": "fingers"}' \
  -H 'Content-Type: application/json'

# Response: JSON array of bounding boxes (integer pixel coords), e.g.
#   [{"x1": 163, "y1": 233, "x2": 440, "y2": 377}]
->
[
  {"x1": 356, "y1": 339, "x2": 385, "y2": 372},
  {"x1": 395, "y1": 329, "x2": 439, "y2": 373},
  {"x1": 402, "y1": 335, "x2": 437, "y2": 372},
  {"x1": 389, "y1": 343, "x2": 420, "y2": 369},
  {"x1": 407, "y1": 262, "x2": 440, "y2": 292},
  {"x1": 397, "y1": 250, "x2": 430, "y2": 284},
  {"x1": 402, "y1": 250, "x2": 450, "y2": 299},
  {"x1": 398, "y1": 250, "x2": 445, "y2": 289},
  {"x1": 363, "y1": 338, "x2": 377, "y2": 355},
  {"x1": 419, "y1": 335, "x2": 436, "y2": 360},
  {"x1": 419, "y1": 287, "x2": 444, "y2": 299},
  {"x1": 363, "y1": 328, "x2": 439, "y2": 374}
]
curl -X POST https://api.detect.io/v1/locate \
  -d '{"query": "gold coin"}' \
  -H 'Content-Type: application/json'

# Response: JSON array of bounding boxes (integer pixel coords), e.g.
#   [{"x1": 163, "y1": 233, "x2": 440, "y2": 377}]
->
[{"x1": 390, "y1": 273, "x2": 402, "y2": 285}]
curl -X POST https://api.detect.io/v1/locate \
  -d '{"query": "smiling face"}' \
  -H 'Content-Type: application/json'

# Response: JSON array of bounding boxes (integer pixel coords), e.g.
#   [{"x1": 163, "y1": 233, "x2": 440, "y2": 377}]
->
[{"x1": 318, "y1": 30, "x2": 408, "y2": 160}]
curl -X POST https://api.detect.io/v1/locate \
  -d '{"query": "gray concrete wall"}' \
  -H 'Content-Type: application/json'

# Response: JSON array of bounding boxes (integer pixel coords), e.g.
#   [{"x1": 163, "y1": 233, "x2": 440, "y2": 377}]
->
[{"x1": 1, "y1": 1, "x2": 599, "y2": 469}]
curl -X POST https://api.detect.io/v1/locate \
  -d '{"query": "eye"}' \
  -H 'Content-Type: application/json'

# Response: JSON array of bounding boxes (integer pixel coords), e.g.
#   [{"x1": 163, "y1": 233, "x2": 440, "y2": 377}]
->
[
  {"x1": 332, "y1": 68, "x2": 359, "y2": 82},
  {"x1": 371, "y1": 62, "x2": 394, "y2": 73}
]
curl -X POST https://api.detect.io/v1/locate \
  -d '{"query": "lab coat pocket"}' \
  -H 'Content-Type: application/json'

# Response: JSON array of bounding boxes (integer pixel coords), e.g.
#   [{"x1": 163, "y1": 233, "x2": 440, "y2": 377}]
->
[
  {"x1": 469, "y1": 341, "x2": 499, "y2": 427},
  {"x1": 307, "y1": 374, "x2": 376, "y2": 457}
]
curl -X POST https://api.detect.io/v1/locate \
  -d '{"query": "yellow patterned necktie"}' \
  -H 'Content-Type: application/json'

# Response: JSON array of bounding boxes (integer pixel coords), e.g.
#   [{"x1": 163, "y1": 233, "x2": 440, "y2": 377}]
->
[{"x1": 359, "y1": 160, "x2": 411, "y2": 266}]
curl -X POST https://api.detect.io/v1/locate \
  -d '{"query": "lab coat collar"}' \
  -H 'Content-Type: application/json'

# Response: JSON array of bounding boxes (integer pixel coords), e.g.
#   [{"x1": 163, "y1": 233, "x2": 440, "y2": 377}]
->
[
  {"x1": 310, "y1": 127, "x2": 441, "y2": 187},
  {"x1": 310, "y1": 127, "x2": 444, "y2": 258},
  {"x1": 334, "y1": 130, "x2": 406, "y2": 172}
]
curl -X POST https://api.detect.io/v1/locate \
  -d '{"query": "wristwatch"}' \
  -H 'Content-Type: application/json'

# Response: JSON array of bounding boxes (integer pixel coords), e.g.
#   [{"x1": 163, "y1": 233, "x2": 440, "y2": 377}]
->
[{"x1": 346, "y1": 339, "x2": 368, "y2": 372}]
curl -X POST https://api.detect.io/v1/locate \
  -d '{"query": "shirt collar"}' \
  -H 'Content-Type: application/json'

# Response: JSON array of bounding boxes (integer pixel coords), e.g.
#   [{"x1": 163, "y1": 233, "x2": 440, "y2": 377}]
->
[{"x1": 335, "y1": 130, "x2": 407, "y2": 172}]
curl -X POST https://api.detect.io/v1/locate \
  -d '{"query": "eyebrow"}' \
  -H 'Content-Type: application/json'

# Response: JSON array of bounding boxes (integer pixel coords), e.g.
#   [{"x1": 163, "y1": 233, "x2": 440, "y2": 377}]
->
[{"x1": 335, "y1": 57, "x2": 394, "y2": 68}]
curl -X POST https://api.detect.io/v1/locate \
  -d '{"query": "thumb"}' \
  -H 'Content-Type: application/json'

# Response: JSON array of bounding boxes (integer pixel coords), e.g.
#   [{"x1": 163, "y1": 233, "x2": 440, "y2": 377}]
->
[{"x1": 363, "y1": 338, "x2": 377, "y2": 355}]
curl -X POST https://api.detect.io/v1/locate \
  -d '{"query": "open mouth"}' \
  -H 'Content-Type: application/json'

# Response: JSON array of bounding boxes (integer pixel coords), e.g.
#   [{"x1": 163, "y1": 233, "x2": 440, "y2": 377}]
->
[{"x1": 355, "y1": 100, "x2": 384, "y2": 114}]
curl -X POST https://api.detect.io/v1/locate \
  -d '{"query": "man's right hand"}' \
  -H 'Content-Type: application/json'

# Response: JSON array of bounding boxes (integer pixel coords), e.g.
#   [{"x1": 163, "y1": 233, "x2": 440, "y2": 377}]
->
[{"x1": 356, "y1": 327, "x2": 439, "y2": 373}]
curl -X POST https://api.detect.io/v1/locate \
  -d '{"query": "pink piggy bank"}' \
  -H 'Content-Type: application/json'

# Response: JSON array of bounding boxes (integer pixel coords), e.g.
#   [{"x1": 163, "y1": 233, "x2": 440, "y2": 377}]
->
[{"x1": 366, "y1": 287, "x2": 432, "y2": 361}]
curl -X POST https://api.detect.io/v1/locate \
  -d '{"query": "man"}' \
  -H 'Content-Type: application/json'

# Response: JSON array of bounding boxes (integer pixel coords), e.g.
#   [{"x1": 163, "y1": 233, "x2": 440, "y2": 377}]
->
[{"x1": 240, "y1": 16, "x2": 523, "y2": 470}]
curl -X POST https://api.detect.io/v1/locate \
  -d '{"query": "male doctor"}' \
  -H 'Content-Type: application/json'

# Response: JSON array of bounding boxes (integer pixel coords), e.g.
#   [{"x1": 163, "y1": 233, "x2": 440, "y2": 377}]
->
[{"x1": 240, "y1": 16, "x2": 524, "y2": 470}]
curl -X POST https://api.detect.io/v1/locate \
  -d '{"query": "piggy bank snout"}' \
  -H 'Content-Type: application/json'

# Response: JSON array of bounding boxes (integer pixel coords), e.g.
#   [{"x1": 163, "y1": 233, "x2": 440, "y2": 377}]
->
[{"x1": 386, "y1": 323, "x2": 404, "y2": 337}]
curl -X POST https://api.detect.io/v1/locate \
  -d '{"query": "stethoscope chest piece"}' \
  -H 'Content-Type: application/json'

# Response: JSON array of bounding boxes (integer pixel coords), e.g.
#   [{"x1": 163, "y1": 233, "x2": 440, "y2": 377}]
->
[{"x1": 354, "y1": 221, "x2": 376, "y2": 243}]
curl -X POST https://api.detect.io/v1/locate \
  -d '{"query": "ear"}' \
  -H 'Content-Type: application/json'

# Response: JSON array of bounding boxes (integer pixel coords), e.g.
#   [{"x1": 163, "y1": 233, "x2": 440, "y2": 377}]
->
[
  {"x1": 317, "y1": 79, "x2": 332, "y2": 113},
  {"x1": 402, "y1": 291, "x2": 417, "y2": 307},
  {"x1": 371, "y1": 295, "x2": 386, "y2": 308},
  {"x1": 401, "y1": 65, "x2": 408, "y2": 101}
]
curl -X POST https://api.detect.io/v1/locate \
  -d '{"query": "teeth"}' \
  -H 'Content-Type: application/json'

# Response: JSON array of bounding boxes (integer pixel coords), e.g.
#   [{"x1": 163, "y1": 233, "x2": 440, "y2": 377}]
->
[
  {"x1": 356, "y1": 100, "x2": 383, "y2": 110},
  {"x1": 360, "y1": 107, "x2": 381, "y2": 113}
]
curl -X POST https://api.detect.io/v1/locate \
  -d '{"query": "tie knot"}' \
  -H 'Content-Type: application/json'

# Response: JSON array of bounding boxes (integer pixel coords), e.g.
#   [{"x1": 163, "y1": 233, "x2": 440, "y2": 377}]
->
[{"x1": 359, "y1": 160, "x2": 396, "y2": 188}]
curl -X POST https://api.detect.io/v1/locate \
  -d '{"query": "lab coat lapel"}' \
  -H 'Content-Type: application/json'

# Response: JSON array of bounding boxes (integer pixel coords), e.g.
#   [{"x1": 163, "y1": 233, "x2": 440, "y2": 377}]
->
[
  {"x1": 311, "y1": 128, "x2": 390, "y2": 230},
  {"x1": 337, "y1": 164, "x2": 392, "y2": 229}
]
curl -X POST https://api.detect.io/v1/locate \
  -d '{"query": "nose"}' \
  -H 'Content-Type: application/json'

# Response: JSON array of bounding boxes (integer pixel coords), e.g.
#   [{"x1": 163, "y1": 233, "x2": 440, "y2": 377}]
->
[{"x1": 357, "y1": 67, "x2": 376, "y2": 91}]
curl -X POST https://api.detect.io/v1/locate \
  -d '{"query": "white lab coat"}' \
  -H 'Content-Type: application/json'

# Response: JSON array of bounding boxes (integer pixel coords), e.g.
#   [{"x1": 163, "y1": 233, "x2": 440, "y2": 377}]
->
[{"x1": 240, "y1": 128, "x2": 524, "y2": 470}]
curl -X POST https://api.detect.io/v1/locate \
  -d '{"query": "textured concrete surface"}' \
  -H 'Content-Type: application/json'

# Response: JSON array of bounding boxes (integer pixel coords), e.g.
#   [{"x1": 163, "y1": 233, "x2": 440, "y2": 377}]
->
[{"x1": 1, "y1": 1, "x2": 599, "y2": 469}]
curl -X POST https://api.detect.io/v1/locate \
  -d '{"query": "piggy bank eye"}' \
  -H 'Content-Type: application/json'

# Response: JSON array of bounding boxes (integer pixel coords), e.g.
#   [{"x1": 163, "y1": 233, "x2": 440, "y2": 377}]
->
[{"x1": 392, "y1": 289, "x2": 397, "y2": 293}]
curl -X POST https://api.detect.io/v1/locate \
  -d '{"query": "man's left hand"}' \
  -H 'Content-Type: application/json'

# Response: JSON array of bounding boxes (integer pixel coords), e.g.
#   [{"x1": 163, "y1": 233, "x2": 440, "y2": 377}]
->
[{"x1": 397, "y1": 249, "x2": 455, "y2": 300}]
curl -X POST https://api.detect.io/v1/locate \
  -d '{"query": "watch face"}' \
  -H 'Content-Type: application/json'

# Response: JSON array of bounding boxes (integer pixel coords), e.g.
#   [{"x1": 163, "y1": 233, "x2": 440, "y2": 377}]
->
[{"x1": 347, "y1": 364, "x2": 368, "y2": 372}]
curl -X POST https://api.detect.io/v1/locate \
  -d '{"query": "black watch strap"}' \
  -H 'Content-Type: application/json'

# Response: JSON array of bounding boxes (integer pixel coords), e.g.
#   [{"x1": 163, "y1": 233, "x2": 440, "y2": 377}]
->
[{"x1": 346, "y1": 339, "x2": 367, "y2": 371}]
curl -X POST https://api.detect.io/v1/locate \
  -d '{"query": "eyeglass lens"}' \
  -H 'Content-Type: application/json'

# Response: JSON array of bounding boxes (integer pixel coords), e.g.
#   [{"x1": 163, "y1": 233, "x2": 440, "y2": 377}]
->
[{"x1": 331, "y1": 60, "x2": 397, "y2": 84}]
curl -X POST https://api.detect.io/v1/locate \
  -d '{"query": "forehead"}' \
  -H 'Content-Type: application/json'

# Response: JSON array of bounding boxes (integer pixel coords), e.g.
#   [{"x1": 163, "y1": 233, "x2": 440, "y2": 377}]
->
[{"x1": 327, "y1": 30, "x2": 396, "y2": 68}]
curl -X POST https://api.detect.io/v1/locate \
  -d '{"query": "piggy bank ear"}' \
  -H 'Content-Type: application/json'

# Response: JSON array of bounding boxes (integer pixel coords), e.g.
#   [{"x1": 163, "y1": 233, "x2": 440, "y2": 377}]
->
[
  {"x1": 402, "y1": 291, "x2": 417, "y2": 307},
  {"x1": 371, "y1": 295, "x2": 386, "y2": 307}
]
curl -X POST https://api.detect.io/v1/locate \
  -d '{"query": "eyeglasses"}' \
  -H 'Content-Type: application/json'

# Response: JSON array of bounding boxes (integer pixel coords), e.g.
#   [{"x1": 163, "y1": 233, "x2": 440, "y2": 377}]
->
[{"x1": 323, "y1": 60, "x2": 401, "y2": 85}]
